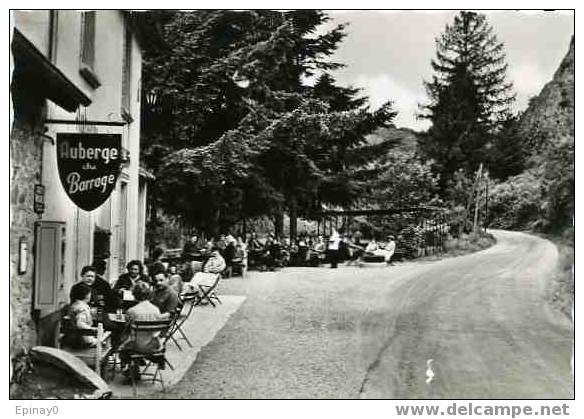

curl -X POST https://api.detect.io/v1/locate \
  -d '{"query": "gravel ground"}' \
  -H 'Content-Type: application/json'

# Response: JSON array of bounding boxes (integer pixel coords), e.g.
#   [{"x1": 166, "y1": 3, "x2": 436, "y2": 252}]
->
[
  {"x1": 157, "y1": 230, "x2": 573, "y2": 399},
  {"x1": 159, "y1": 264, "x2": 404, "y2": 399}
]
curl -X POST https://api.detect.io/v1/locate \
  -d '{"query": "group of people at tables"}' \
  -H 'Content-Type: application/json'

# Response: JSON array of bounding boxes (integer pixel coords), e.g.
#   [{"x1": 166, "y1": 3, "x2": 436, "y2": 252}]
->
[
  {"x1": 182, "y1": 230, "x2": 398, "y2": 272},
  {"x1": 61, "y1": 246, "x2": 228, "y2": 382}
]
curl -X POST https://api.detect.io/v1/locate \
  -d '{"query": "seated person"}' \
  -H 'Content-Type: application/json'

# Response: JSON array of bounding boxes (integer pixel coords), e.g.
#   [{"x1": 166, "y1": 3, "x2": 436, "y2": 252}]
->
[
  {"x1": 71, "y1": 261, "x2": 120, "y2": 313},
  {"x1": 201, "y1": 247, "x2": 226, "y2": 274},
  {"x1": 61, "y1": 282, "x2": 98, "y2": 349},
  {"x1": 232, "y1": 243, "x2": 247, "y2": 270},
  {"x1": 309, "y1": 236, "x2": 326, "y2": 266},
  {"x1": 260, "y1": 236, "x2": 275, "y2": 270},
  {"x1": 147, "y1": 247, "x2": 167, "y2": 279},
  {"x1": 113, "y1": 260, "x2": 150, "y2": 297},
  {"x1": 70, "y1": 263, "x2": 120, "y2": 314},
  {"x1": 297, "y1": 238, "x2": 309, "y2": 265},
  {"x1": 247, "y1": 233, "x2": 264, "y2": 266},
  {"x1": 365, "y1": 238, "x2": 379, "y2": 253},
  {"x1": 182, "y1": 234, "x2": 203, "y2": 261},
  {"x1": 150, "y1": 270, "x2": 181, "y2": 314},
  {"x1": 377, "y1": 235, "x2": 396, "y2": 264},
  {"x1": 92, "y1": 260, "x2": 122, "y2": 311},
  {"x1": 120, "y1": 282, "x2": 170, "y2": 354},
  {"x1": 168, "y1": 264, "x2": 184, "y2": 294},
  {"x1": 267, "y1": 236, "x2": 283, "y2": 269},
  {"x1": 189, "y1": 247, "x2": 225, "y2": 289}
]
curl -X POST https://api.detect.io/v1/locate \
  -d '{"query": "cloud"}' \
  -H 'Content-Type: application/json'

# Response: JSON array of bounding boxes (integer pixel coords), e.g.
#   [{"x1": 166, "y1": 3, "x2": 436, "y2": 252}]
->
[
  {"x1": 509, "y1": 62, "x2": 549, "y2": 111},
  {"x1": 352, "y1": 74, "x2": 430, "y2": 131}
]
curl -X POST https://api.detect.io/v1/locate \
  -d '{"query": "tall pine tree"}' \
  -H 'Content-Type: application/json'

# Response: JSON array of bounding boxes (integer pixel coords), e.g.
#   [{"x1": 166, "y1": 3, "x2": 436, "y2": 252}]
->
[
  {"x1": 141, "y1": 11, "x2": 394, "y2": 237},
  {"x1": 419, "y1": 11, "x2": 515, "y2": 189}
]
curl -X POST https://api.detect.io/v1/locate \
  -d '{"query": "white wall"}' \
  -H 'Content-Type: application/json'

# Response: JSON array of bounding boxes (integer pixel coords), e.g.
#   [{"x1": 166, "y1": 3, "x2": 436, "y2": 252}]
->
[
  {"x1": 13, "y1": 11, "x2": 51, "y2": 56},
  {"x1": 29, "y1": 10, "x2": 144, "y2": 290}
]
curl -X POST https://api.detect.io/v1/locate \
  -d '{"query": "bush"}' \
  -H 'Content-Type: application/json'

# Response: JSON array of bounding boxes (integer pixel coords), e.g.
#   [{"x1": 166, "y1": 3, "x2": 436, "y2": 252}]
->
[
  {"x1": 487, "y1": 169, "x2": 544, "y2": 230},
  {"x1": 546, "y1": 231, "x2": 574, "y2": 319},
  {"x1": 444, "y1": 232, "x2": 495, "y2": 256}
]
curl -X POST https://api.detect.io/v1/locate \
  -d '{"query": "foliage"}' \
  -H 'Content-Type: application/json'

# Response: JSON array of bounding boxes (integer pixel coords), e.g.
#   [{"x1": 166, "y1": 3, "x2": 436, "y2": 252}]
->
[
  {"x1": 487, "y1": 134, "x2": 574, "y2": 233},
  {"x1": 419, "y1": 11, "x2": 515, "y2": 188},
  {"x1": 444, "y1": 231, "x2": 495, "y2": 256},
  {"x1": 538, "y1": 135, "x2": 574, "y2": 233},
  {"x1": 547, "y1": 234, "x2": 574, "y2": 319},
  {"x1": 486, "y1": 169, "x2": 544, "y2": 230},
  {"x1": 141, "y1": 10, "x2": 394, "y2": 236},
  {"x1": 488, "y1": 114, "x2": 526, "y2": 180},
  {"x1": 398, "y1": 225, "x2": 425, "y2": 258},
  {"x1": 358, "y1": 148, "x2": 440, "y2": 215}
]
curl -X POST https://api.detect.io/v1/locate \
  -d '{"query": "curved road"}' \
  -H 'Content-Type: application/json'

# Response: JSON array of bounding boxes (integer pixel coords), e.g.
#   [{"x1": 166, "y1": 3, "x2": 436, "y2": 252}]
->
[{"x1": 164, "y1": 230, "x2": 573, "y2": 399}]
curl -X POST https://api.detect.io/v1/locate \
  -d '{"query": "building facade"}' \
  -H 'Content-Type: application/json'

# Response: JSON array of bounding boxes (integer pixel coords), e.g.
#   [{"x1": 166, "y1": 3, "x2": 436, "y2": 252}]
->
[{"x1": 10, "y1": 10, "x2": 149, "y2": 354}]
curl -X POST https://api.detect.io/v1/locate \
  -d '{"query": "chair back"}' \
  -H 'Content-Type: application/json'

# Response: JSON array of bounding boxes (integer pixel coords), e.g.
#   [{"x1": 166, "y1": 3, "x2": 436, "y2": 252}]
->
[{"x1": 130, "y1": 318, "x2": 172, "y2": 334}]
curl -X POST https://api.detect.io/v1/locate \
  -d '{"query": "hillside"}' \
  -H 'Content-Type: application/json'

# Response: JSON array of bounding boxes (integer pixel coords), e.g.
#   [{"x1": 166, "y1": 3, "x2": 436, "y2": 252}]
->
[
  {"x1": 366, "y1": 125, "x2": 421, "y2": 151},
  {"x1": 519, "y1": 36, "x2": 574, "y2": 155}
]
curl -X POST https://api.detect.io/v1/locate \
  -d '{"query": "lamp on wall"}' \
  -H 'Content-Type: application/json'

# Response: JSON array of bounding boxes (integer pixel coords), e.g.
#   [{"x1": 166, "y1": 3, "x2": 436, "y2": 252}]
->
[
  {"x1": 146, "y1": 90, "x2": 157, "y2": 107},
  {"x1": 18, "y1": 237, "x2": 28, "y2": 275}
]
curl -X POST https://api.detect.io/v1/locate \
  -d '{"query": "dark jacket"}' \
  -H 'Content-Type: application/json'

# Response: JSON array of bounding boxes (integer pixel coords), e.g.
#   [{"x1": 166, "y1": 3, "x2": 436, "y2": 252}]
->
[
  {"x1": 70, "y1": 276, "x2": 120, "y2": 313},
  {"x1": 151, "y1": 285, "x2": 181, "y2": 314},
  {"x1": 113, "y1": 273, "x2": 151, "y2": 293}
]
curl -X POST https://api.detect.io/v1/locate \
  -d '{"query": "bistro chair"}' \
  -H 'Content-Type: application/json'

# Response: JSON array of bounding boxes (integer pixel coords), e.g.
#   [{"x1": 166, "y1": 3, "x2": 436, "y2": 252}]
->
[
  {"x1": 57, "y1": 311, "x2": 114, "y2": 379},
  {"x1": 121, "y1": 317, "x2": 174, "y2": 396},
  {"x1": 195, "y1": 273, "x2": 222, "y2": 307},
  {"x1": 169, "y1": 291, "x2": 200, "y2": 350}
]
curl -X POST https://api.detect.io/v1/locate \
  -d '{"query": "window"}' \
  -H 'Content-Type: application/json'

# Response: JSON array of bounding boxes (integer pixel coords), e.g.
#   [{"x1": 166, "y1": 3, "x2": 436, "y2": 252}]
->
[
  {"x1": 79, "y1": 11, "x2": 100, "y2": 88},
  {"x1": 118, "y1": 181, "x2": 128, "y2": 274},
  {"x1": 121, "y1": 20, "x2": 132, "y2": 116},
  {"x1": 80, "y1": 11, "x2": 95, "y2": 68}
]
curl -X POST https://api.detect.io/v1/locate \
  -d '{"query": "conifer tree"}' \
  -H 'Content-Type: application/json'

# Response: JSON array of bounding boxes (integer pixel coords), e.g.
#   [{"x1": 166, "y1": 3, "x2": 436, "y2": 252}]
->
[{"x1": 419, "y1": 11, "x2": 515, "y2": 188}]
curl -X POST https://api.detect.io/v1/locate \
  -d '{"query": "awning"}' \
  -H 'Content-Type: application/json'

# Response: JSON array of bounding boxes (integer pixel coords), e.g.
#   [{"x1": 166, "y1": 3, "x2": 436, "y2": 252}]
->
[{"x1": 11, "y1": 28, "x2": 91, "y2": 112}]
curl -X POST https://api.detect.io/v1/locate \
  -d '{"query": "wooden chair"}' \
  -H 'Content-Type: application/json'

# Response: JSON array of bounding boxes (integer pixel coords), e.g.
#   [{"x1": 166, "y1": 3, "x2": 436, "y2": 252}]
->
[
  {"x1": 121, "y1": 317, "x2": 174, "y2": 396},
  {"x1": 195, "y1": 274, "x2": 222, "y2": 307},
  {"x1": 57, "y1": 314, "x2": 113, "y2": 378}
]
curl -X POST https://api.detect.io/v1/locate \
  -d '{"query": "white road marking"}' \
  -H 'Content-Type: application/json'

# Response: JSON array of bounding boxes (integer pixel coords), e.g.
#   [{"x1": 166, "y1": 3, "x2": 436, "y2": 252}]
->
[{"x1": 426, "y1": 359, "x2": 434, "y2": 384}]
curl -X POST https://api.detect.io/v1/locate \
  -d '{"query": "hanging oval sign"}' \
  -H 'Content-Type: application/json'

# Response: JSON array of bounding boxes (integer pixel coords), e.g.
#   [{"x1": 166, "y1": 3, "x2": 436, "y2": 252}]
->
[{"x1": 56, "y1": 133, "x2": 122, "y2": 211}]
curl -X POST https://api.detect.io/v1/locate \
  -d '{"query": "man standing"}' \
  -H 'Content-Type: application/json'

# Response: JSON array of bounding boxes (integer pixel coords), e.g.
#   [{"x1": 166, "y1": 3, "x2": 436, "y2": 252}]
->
[
  {"x1": 384, "y1": 235, "x2": 397, "y2": 265},
  {"x1": 327, "y1": 229, "x2": 341, "y2": 269}
]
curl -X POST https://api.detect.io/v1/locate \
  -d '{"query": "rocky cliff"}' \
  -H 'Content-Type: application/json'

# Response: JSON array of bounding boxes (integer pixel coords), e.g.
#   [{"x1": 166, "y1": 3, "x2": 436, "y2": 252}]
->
[{"x1": 519, "y1": 36, "x2": 574, "y2": 155}]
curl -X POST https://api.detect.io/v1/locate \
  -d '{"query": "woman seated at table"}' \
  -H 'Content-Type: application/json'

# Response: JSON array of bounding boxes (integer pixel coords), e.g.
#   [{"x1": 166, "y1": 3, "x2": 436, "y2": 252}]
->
[
  {"x1": 118, "y1": 282, "x2": 170, "y2": 381},
  {"x1": 61, "y1": 283, "x2": 98, "y2": 349},
  {"x1": 167, "y1": 263, "x2": 184, "y2": 294},
  {"x1": 187, "y1": 247, "x2": 225, "y2": 291},
  {"x1": 119, "y1": 282, "x2": 170, "y2": 353}
]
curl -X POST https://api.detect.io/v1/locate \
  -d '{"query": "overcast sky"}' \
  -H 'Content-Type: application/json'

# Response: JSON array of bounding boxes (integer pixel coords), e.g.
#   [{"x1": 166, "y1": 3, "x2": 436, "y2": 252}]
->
[{"x1": 315, "y1": 10, "x2": 574, "y2": 131}]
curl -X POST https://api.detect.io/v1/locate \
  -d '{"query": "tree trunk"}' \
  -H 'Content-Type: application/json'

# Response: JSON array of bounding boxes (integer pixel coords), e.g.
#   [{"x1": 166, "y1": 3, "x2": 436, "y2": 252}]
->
[
  {"x1": 274, "y1": 210, "x2": 284, "y2": 238},
  {"x1": 289, "y1": 202, "x2": 298, "y2": 241},
  {"x1": 212, "y1": 206, "x2": 221, "y2": 238}
]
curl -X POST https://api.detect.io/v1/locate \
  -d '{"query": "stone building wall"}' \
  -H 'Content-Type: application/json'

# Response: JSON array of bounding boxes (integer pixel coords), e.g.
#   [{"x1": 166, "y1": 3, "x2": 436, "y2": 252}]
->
[{"x1": 10, "y1": 121, "x2": 43, "y2": 354}]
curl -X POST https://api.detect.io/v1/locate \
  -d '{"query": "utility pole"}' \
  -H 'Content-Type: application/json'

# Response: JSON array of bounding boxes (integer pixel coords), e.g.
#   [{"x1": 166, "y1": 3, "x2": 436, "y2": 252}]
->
[
  {"x1": 473, "y1": 163, "x2": 483, "y2": 237},
  {"x1": 484, "y1": 177, "x2": 489, "y2": 233}
]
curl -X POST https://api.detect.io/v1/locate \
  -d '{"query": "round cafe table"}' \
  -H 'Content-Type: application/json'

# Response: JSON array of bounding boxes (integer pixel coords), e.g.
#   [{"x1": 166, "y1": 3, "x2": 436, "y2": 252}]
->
[{"x1": 107, "y1": 312, "x2": 127, "y2": 324}]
